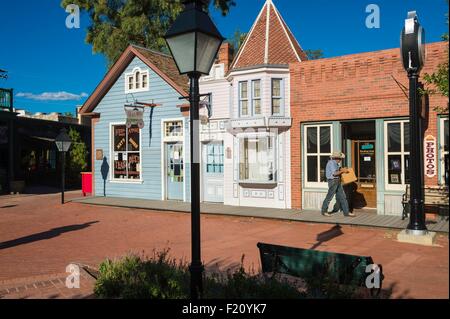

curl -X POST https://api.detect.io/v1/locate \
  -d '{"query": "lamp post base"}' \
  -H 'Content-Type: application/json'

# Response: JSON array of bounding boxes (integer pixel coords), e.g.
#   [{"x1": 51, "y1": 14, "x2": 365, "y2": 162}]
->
[{"x1": 397, "y1": 230, "x2": 437, "y2": 246}]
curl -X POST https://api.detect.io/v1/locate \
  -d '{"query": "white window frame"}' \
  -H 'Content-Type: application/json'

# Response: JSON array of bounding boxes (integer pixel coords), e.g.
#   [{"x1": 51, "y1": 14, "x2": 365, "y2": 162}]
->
[
  {"x1": 271, "y1": 78, "x2": 284, "y2": 116},
  {"x1": 238, "y1": 132, "x2": 277, "y2": 184},
  {"x1": 125, "y1": 67, "x2": 150, "y2": 93},
  {"x1": 440, "y1": 117, "x2": 449, "y2": 185},
  {"x1": 109, "y1": 122, "x2": 143, "y2": 184},
  {"x1": 304, "y1": 124, "x2": 333, "y2": 189},
  {"x1": 384, "y1": 120, "x2": 410, "y2": 191},
  {"x1": 252, "y1": 80, "x2": 262, "y2": 116},
  {"x1": 239, "y1": 81, "x2": 250, "y2": 117}
]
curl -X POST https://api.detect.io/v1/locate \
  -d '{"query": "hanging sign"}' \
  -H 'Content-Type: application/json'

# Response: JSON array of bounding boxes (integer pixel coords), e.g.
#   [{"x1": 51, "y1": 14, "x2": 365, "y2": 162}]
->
[
  {"x1": 424, "y1": 135, "x2": 436, "y2": 178},
  {"x1": 125, "y1": 105, "x2": 145, "y2": 129}
]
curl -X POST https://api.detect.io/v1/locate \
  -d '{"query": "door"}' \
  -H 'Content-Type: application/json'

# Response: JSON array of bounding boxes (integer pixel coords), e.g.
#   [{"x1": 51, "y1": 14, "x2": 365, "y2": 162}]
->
[
  {"x1": 352, "y1": 140, "x2": 377, "y2": 208},
  {"x1": 166, "y1": 143, "x2": 184, "y2": 201},
  {"x1": 203, "y1": 142, "x2": 224, "y2": 203}
]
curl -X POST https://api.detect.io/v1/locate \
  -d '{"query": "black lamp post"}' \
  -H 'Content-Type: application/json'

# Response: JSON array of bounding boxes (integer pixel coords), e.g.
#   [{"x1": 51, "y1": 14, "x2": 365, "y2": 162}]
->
[
  {"x1": 55, "y1": 128, "x2": 72, "y2": 204},
  {"x1": 400, "y1": 11, "x2": 427, "y2": 235},
  {"x1": 164, "y1": 0, "x2": 224, "y2": 299}
]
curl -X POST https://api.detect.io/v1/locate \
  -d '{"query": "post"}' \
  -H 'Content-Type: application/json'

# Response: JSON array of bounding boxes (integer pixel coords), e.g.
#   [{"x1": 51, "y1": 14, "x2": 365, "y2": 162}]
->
[
  {"x1": 61, "y1": 151, "x2": 66, "y2": 205},
  {"x1": 406, "y1": 70, "x2": 427, "y2": 234},
  {"x1": 188, "y1": 72, "x2": 204, "y2": 299}
]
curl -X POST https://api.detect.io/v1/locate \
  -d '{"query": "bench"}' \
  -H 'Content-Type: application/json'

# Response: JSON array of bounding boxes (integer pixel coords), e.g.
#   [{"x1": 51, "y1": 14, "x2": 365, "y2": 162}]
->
[
  {"x1": 402, "y1": 185, "x2": 449, "y2": 220},
  {"x1": 257, "y1": 242, "x2": 383, "y2": 296}
]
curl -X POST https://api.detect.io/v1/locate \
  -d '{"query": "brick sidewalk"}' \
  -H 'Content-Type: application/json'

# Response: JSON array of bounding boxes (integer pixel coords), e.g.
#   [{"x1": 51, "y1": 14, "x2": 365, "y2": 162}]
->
[{"x1": 0, "y1": 191, "x2": 448, "y2": 299}]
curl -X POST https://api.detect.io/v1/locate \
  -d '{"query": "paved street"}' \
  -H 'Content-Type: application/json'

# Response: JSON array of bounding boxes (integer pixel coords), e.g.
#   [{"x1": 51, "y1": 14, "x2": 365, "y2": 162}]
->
[{"x1": 0, "y1": 192, "x2": 448, "y2": 299}]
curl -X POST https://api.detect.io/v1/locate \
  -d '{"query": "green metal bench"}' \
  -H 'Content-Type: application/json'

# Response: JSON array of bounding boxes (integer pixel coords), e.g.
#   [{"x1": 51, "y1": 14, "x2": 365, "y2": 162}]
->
[
  {"x1": 402, "y1": 185, "x2": 449, "y2": 220},
  {"x1": 257, "y1": 242, "x2": 383, "y2": 296}
]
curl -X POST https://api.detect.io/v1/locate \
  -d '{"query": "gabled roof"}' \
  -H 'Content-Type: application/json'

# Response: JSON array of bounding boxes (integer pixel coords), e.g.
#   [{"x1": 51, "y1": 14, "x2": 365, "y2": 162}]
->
[
  {"x1": 230, "y1": 0, "x2": 308, "y2": 71},
  {"x1": 80, "y1": 45, "x2": 189, "y2": 114}
]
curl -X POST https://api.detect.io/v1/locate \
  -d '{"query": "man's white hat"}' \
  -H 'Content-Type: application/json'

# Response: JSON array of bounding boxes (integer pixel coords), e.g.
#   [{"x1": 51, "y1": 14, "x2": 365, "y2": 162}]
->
[{"x1": 331, "y1": 151, "x2": 345, "y2": 159}]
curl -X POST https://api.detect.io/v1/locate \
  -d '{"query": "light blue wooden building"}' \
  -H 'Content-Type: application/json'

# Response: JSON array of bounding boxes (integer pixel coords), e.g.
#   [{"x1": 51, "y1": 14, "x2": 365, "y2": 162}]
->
[{"x1": 80, "y1": 45, "x2": 192, "y2": 201}]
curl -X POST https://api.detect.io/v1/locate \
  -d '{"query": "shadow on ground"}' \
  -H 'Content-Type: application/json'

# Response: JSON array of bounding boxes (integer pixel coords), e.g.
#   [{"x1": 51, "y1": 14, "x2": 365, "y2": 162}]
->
[{"x1": 0, "y1": 221, "x2": 99, "y2": 250}]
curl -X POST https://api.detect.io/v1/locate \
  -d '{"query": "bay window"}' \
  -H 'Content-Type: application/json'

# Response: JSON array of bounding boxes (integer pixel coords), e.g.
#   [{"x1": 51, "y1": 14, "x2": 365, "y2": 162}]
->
[
  {"x1": 239, "y1": 134, "x2": 276, "y2": 183},
  {"x1": 385, "y1": 120, "x2": 410, "y2": 189},
  {"x1": 304, "y1": 124, "x2": 332, "y2": 187},
  {"x1": 112, "y1": 125, "x2": 141, "y2": 180}
]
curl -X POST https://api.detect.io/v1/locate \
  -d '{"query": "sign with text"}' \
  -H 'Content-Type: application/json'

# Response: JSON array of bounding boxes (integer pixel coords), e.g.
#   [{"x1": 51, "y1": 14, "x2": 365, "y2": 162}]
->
[
  {"x1": 424, "y1": 135, "x2": 436, "y2": 178},
  {"x1": 125, "y1": 105, "x2": 145, "y2": 129}
]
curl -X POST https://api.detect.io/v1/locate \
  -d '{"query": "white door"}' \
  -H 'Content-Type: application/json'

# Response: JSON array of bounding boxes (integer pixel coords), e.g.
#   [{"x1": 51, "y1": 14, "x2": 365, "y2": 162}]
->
[{"x1": 203, "y1": 142, "x2": 224, "y2": 203}]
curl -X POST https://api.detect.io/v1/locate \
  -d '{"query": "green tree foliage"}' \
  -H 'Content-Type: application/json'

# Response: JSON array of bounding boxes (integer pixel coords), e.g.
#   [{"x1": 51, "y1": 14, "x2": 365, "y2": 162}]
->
[
  {"x1": 61, "y1": 0, "x2": 236, "y2": 67},
  {"x1": 304, "y1": 49, "x2": 324, "y2": 60},
  {"x1": 68, "y1": 127, "x2": 88, "y2": 173},
  {"x1": 421, "y1": 1, "x2": 449, "y2": 114},
  {"x1": 228, "y1": 28, "x2": 247, "y2": 53}
]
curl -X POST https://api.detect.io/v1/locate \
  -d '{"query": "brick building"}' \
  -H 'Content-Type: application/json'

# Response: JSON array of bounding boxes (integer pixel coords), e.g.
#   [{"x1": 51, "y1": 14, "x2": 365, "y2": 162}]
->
[{"x1": 290, "y1": 42, "x2": 448, "y2": 215}]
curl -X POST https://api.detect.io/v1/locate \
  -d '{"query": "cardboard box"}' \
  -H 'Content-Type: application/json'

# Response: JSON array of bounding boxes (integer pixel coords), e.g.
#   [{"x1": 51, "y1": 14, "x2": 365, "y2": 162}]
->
[{"x1": 341, "y1": 168, "x2": 357, "y2": 185}]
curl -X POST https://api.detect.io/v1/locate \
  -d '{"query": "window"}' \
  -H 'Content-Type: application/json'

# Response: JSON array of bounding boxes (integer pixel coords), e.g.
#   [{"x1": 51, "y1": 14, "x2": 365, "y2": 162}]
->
[
  {"x1": 385, "y1": 120, "x2": 410, "y2": 189},
  {"x1": 112, "y1": 125, "x2": 141, "y2": 180},
  {"x1": 239, "y1": 81, "x2": 249, "y2": 116},
  {"x1": 165, "y1": 121, "x2": 184, "y2": 138},
  {"x1": 125, "y1": 68, "x2": 149, "y2": 93},
  {"x1": 239, "y1": 135, "x2": 276, "y2": 183},
  {"x1": 304, "y1": 124, "x2": 332, "y2": 187},
  {"x1": 272, "y1": 79, "x2": 283, "y2": 115},
  {"x1": 252, "y1": 80, "x2": 261, "y2": 115},
  {"x1": 441, "y1": 118, "x2": 449, "y2": 186},
  {"x1": 206, "y1": 143, "x2": 224, "y2": 174}
]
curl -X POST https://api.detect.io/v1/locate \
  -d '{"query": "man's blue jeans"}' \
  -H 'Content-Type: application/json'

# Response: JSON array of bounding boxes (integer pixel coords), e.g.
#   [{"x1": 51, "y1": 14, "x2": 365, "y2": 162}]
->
[{"x1": 321, "y1": 179, "x2": 350, "y2": 215}]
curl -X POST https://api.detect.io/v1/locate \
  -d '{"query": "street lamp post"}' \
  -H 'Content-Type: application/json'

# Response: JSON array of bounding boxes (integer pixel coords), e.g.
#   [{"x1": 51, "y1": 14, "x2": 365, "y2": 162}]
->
[
  {"x1": 164, "y1": 0, "x2": 224, "y2": 300},
  {"x1": 400, "y1": 11, "x2": 427, "y2": 234},
  {"x1": 55, "y1": 128, "x2": 72, "y2": 205}
]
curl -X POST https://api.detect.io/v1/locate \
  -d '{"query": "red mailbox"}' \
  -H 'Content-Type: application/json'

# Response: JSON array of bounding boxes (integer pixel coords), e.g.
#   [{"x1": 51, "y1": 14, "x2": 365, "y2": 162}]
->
[{"x1": 81, "y1": 172, "x2": 93, "y2": 197}]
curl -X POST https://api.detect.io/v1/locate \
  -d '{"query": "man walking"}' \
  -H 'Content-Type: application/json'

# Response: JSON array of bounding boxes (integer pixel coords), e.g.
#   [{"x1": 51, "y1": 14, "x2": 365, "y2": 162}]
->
[{"x1": 321, "y1": 151, "x2": 356, "y2": 217}]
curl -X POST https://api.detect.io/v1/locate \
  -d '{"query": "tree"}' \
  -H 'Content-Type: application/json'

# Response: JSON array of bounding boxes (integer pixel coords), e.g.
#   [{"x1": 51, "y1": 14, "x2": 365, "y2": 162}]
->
[
  {"x1": 304, "y1": 49, "x2": 324, "y2": 60},
  {"x1": 68, "y1": 127, "x2": 88, "y2": 174},
  {"x1": 421, "y1": 1, "x2": 449, "y2": 114},
  {"x1": 228, "y1": 28, "x2": 247, "y2": 52},
  {"x1": 61, "y1": 0, "x2": 236, "y2": 67}
]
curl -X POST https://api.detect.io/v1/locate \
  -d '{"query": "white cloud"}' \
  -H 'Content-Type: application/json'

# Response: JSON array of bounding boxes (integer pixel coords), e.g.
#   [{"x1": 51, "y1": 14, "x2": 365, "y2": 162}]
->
[{"x1": 16, "y1": 91, "x2": 89, "y2": 101}]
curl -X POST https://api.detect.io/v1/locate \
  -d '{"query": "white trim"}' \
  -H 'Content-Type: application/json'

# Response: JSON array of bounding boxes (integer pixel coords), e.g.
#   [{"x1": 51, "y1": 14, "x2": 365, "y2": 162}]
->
[
  {"x1": 303, "y1": 124, "x2": 333, "y2": 189},
  {"x1": 264, "y1": 0, "x2": 271, "y2": 64},
  {"x1": 271, "y1": 2, "x2": 302, "y2": 62},
  {"x1": 109, "y1": 122, "x2": 143, "y2": 183},
  {"x1": 231, "y1": 2, "x2": 268, "y2": 69},
  {"x1": 384, "y1": 120, "x2": 409, "y2": 191},
  {"x1": 440, "y1": 117, "x2": 449, "y2": 185},
  {"x1": 161, "y1": 118, "x2": 186, "y2": 201},
  {"x1": 124, "y1": 67, "x2": 150, "y2": 94}
]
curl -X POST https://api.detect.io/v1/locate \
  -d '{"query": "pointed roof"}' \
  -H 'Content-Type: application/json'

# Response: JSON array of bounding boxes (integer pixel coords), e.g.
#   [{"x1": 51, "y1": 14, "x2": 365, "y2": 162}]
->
[
  {"x1": 230, "y1": 0, "x2": 308, "y2": 71},
  {"x1": 80, "y1": 45, "x2": 189, "y2": 114}
]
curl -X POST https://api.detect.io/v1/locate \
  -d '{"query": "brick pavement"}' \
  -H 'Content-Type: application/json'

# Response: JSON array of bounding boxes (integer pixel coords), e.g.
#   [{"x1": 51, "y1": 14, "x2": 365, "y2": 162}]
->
[{"x1": 0, "y1": 191, "x2": 448, "y2": 299}]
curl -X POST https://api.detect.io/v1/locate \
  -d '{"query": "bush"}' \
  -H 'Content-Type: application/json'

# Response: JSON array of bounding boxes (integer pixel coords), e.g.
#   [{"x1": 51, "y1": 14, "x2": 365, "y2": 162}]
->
[{"x1": 94, "y1": 250, "x2": 366, "y2": 299}]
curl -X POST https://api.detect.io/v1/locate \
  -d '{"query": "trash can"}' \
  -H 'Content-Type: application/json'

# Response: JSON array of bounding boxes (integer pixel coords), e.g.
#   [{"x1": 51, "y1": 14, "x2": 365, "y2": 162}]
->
[{"x1": 81, "y1": 172, "x2": 93, "y2": 197}]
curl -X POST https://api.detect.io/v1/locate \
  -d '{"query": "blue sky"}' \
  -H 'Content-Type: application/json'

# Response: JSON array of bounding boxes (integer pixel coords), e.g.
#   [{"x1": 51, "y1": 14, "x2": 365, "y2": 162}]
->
[{"x1": 0, "y1": 0, "x2": 447, "y2": 114}]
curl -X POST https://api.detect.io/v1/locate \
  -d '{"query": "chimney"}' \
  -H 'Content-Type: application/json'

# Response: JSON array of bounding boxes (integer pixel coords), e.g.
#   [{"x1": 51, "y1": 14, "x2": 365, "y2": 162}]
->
[{"x1": 217, "y1": 43, "x2": 234, "y2": 73}]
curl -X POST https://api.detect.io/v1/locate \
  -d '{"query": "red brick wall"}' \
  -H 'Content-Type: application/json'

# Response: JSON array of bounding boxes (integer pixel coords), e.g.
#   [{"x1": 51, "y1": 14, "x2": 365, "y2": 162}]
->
[{"x1": 290, "y1": 41, "x2": 448, "y2": 209}]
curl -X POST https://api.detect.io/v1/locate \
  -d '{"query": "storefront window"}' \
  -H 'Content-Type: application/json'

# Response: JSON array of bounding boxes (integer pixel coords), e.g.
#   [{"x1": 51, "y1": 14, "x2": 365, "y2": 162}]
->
[
  {"x1": 385, "y1": 120, "x2": 409, "y2": 188},
  {"x1": 305, "y1": 124, "x2": 332, "y2": 186},
  {"x1": 239, "y1": 135, "x2": 276, "y2": 183},
  {"x1": 112, "y1": 125, "x2": 141, "y2": 180}
]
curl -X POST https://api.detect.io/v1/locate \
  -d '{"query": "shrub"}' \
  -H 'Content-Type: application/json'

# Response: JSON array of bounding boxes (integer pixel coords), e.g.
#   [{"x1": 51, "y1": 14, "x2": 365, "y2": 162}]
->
[{"x1": 94, "y1": 250, "x2": 367, "y2": 299}]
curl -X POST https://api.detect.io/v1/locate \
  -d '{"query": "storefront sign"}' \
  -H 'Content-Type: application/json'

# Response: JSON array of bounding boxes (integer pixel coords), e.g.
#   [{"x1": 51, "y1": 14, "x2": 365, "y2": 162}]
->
[
  {"x1": 96, "y1": 149, "x2": 103, "y2": 161},
  {"x1": 125, "y1": 105, "x2": 145, "y2": 129},
  {"x1": 424, "y1": 135, "x2": 436, "y2": 178}
]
